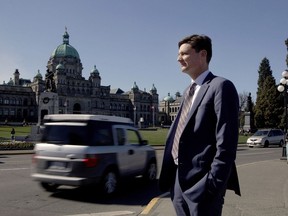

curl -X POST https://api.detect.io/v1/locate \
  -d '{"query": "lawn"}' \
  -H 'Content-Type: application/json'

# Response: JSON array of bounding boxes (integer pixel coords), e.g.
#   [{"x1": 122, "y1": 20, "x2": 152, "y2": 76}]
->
[
  {"x1": 0, "y1": 125, "x2": 248, "y2": 145},
  {"x1": 0, "y1": 126, "x2": 31, "y2": 140},
  {"x1": 140, "y1": 128, "x2": 248, "y2": 146}
]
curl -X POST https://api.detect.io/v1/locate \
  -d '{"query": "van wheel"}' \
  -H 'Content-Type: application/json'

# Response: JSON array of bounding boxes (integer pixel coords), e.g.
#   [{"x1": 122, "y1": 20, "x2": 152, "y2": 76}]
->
[
  {"x1": 101, "y1": 169, "x2": 118, "y2": 195},
  {"x1": 143, "y1": 160, "x2": 157, "y2": 182},
  {"x1": 264, "y1": 141, "x2": 269, "y2": 148},
  {"x1": 279, "y1": 140, "x2": 284, "y2": 147},
  {"x1": 40, "y1": 182, "x2": 59, "y2": 192}
]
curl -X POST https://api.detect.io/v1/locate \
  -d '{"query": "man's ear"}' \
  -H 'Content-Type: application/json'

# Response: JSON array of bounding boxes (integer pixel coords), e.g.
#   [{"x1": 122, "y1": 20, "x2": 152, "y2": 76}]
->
[
  {"x1": 200, "y1": 50, "x2": 207, "y2": 58},
  {"x1": 200, "y1": 50, "x2": 208, "y2": 63}
]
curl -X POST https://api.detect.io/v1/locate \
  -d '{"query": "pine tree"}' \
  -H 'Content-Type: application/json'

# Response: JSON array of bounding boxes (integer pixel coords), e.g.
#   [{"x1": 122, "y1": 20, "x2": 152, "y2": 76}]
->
[{"x1": 254, "y1": 58, "x2": 282, "y2": 129}]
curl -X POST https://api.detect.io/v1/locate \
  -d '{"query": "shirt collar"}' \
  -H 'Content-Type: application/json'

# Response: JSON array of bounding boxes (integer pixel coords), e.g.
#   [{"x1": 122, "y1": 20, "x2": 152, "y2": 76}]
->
[{"x1": 191, "y1": 70, "x2": 210, "y2": 86}]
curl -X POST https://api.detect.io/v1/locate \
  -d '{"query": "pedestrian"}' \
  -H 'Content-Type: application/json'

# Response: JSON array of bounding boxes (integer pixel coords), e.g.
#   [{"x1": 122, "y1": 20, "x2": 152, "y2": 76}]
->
[
  {"x1": 159, "y1": 34, "x2": 241, "y2": 216},
  {"x1": 11, "y1": 128, "x2": 15, "y2": 141}
]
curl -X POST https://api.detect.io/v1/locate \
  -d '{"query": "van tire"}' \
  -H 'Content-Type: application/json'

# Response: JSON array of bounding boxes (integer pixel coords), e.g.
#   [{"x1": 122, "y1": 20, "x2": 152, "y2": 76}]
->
[
  {"x1": 40, "y1": 182, "x2": 59, "y2": 192},
  {"x1": 101, "y1": 169, "x2": 118, "y2": 195},
  {"x1": 143, "y1": 160, "x2": 157, "y2": 182}
]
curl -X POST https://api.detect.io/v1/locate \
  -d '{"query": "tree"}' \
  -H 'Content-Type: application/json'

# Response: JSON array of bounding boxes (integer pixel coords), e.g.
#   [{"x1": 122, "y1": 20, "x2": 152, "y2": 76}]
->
[{"x1": 254, "y1": 58, "x2": 283, "y2": 129}]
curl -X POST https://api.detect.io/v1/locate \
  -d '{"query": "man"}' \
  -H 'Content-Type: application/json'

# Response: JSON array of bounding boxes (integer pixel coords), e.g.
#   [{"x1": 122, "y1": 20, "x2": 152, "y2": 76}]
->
[{"x1": 159, "y1": 34, "x2": 241, "y2": 216}]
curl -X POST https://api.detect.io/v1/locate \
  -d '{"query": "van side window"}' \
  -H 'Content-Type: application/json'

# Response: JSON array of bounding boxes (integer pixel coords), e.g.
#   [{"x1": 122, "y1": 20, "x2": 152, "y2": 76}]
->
[
  {"x1": 89, "y1": 121, "x2": 113, "y2": 146},
  {"x1": 116, "y1": 128, "x2": 126, "y2": 145},
  {"x1": 127, "y1": 129, "x2": 140, "y2": 145},
  {"x1": 93, "y1": 128, "x2": 113, "y2": 146}
]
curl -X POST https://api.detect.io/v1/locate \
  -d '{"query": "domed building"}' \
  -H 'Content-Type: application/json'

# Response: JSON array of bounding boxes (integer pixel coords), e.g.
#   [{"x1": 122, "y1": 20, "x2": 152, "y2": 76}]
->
[
  {"x1": 0, "y1": 29, "x2": 159, "y2": 126},
  {"x1": 158, "y1": 92, "x2": 183, "y2": 125}
]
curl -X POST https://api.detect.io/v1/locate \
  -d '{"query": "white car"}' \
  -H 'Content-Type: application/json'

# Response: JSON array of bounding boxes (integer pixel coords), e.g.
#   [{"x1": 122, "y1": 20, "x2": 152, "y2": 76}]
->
[
  {"x1": 247, "y1": 129, "x2": 285, "y2": 148},
  {"x1": 31, "y1": 114, "x2": 157, "y2": 195}
]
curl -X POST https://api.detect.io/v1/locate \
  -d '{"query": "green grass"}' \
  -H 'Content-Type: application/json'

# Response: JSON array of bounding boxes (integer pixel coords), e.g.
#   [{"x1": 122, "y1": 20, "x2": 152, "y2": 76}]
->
[
  {"x1": 140, "y1": 128, "x2": 249, "y2": 145},
  {"x1": 0, "y1": 125, "x2": 248, "y2": 145},
  {"x1": 0, "y1": 126, "x2": 31, "y2": 140},
  {"x1": 139, "y1": 128, "x2": 169, "y2": 146}
]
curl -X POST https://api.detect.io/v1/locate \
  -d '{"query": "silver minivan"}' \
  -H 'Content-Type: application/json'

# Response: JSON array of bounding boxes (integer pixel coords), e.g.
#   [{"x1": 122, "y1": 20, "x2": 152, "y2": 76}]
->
[
  {"x1": 31, "y1": 114, "x2": 157, "y2": 195},
  {"x1": 247, "y1": 128, "x2": 285, "y2": 148}
]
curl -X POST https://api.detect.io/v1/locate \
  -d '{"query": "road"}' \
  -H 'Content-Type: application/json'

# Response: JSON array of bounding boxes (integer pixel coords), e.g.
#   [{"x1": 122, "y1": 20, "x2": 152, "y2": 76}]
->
[{"x1": 0, "y1": 146, "x2": 283, "y2": 216}]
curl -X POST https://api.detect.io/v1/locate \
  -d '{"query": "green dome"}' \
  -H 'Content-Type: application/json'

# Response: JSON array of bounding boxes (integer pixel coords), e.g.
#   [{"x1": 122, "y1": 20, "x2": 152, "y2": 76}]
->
[
  {"x1": 164, "y1": 93, "x2": 174, "y2": 102},
  {"x1": 51, "y1": 30, "x2": 80, "y2": 59},
  {"x1": 34, "y1": 70, "x2": 43, "y2": 79},
  {"x1": 91, "y1": 65, "x2": 99, "y2": 74}
]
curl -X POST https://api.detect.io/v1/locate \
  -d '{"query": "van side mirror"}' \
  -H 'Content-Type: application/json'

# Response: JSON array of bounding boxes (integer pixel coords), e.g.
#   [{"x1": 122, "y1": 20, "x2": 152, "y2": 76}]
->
[{"x1": 141, "y1": 140, "x2": 148, "y2": 145}]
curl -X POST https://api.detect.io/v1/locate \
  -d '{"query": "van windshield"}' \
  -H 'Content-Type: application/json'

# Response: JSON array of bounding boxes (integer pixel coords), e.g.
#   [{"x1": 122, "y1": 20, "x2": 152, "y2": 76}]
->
[{"x1": 253, "y1": 130, "x2": 269, "y2": 136}]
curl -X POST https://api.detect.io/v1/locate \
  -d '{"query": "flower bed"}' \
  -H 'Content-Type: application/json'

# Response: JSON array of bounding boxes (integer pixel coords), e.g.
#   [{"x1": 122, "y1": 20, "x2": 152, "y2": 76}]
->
[{"x1": 0, "y1": 141, "x2": 35, "y2": 150}]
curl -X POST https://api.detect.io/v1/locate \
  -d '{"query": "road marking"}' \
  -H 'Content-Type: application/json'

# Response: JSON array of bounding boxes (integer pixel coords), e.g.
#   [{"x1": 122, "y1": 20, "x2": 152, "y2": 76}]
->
[
  {"x1": 238, "y1": 150, "x2": 278, "y2": 156},
  {"x1": 0, "y1": 167, "x2": 30, "y2": 171},
  {"x1": 237, "y1": 159, "x2": 280, "y2": 167},
  {"x1": 65, "y1": 211, "x2": 134, "y2": 216}
]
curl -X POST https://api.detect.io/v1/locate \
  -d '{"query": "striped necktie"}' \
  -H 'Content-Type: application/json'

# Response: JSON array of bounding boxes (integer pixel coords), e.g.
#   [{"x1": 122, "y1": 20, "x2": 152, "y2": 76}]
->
[{"x1": 172, "y1": 83, "x2": 197, "y2": 161}]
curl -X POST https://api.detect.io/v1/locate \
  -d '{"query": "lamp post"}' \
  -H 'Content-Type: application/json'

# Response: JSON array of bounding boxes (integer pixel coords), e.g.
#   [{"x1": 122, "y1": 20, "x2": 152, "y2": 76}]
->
[
  {"x1": 163, "y1": 93, "x2": 174, "y2": 125},
  {"x1": 277, "y1": 69, "x2": 288, "y2": 160},
  {"x1": 133, "y1": 106, "x2": 137, "y2": 126},
  {"x1": 151, "y1": 105, "x2": 155, "y2": 128}
]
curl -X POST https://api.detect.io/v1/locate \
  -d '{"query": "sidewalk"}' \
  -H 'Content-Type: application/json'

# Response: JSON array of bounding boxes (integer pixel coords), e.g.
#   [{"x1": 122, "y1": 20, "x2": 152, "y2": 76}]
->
[{"x1": 142, "y1": 159, "x2": 288, "y2": 216}]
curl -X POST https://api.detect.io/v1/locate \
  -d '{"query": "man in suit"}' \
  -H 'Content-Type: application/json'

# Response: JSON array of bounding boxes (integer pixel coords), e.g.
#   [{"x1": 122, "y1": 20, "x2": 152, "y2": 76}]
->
[{"x1": 159, "y1": 34, "x2": 241, "y2": 216}]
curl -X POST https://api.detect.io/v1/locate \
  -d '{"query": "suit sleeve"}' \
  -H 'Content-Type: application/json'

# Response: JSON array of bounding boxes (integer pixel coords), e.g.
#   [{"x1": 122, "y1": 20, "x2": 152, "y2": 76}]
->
[{"x1": 207, "y1": 79, "x2": 239, "y2": 195}]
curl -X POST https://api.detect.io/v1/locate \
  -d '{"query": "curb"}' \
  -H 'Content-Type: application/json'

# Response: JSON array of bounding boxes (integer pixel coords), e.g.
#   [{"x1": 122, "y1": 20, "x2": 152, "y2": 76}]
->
[
  {"x1": 0, "y1": 150, "x2": 34, "y2": 155},
  {"x1": 140, "y1": 192, "x2": 170, "y2": 215}
]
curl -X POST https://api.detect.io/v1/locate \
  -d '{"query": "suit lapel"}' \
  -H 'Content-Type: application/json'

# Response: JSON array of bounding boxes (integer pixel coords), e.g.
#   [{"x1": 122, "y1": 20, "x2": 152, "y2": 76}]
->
[
  {"x1": 185, "y1": 72, "x2": 215, "y2": 126},
  {"x1": 167, "y1": 72, "x2": 215, "y2": 142}
]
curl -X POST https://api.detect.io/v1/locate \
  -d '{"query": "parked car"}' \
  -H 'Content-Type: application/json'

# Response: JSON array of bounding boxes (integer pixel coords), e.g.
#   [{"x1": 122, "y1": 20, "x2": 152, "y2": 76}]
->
[
  {"x1": 31, "y1": 114, "x2": 157, "y2": 195},
  {"x1": 246, "y1": 128, "x2": 285, "y2": 148}
]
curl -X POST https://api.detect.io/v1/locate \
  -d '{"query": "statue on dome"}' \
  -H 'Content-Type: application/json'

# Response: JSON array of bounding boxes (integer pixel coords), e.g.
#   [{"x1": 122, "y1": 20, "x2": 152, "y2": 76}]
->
[{"x1": 45, "y1": 69, "x2": 56, "y2": 92}]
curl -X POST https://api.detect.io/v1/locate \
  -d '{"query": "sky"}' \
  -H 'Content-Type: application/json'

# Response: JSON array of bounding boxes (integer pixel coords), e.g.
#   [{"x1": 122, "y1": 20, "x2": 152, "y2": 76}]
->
[{"x1": 1, "y1": 0, "x2": 288, "y2": 102}]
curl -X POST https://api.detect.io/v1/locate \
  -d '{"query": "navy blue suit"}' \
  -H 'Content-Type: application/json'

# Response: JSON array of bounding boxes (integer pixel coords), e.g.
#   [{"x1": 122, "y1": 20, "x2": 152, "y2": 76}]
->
[{"x1": 159, "y1": 72, "x2": 241, "y2": 215}]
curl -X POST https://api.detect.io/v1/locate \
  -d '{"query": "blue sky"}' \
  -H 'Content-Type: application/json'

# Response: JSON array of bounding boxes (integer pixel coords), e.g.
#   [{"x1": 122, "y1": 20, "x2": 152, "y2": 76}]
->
[{"x1": 1, "y1": 0, "x2": 288, "y2": 102}]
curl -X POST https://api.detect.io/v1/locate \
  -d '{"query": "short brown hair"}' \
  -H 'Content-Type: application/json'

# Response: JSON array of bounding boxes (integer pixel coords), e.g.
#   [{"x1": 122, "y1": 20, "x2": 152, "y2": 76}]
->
[{"x1": 178, "y1": 34, "x2": 212, "y2": 64}]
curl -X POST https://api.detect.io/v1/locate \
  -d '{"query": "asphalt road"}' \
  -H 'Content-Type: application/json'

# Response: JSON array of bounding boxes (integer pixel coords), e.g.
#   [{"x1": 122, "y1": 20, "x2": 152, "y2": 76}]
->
[{"x1": 0, "y1": 146, "x2": 283, "y2": 216}]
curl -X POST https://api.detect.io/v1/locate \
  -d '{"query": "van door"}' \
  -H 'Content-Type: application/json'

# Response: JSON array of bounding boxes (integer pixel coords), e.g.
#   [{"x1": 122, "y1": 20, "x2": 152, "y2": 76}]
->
[{"x1": 113, "y1": 126, "x2": 146, "y2": 176}]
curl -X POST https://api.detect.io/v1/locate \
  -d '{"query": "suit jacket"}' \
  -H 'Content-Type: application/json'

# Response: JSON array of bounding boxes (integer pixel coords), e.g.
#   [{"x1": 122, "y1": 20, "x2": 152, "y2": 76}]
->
[{"x1": 159, "y1": 72, "x2": 241, "y2": 202}]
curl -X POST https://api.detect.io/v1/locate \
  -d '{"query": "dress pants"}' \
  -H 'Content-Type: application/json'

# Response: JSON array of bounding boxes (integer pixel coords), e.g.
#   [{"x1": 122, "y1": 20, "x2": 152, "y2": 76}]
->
[{"x1": 171, "y1": 169, "x2": 225, "y2": 216}]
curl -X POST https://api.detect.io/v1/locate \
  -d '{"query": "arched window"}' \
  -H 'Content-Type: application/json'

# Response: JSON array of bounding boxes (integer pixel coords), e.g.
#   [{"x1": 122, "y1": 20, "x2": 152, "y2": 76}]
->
[{"x1": 4, "y1": 97, "x2": 9, "y2": 105}]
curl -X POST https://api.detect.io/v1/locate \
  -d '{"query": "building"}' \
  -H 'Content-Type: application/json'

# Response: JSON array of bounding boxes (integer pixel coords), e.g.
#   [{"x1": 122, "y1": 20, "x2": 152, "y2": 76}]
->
[
  {"x1": 158, "y1": 91, "x2": 182, "y2": 125},
  {"x1": 0, "y1": 69, "x2": 37, "y2": 123},
  {"x1": 0, "y1": 29, "x2": 159, "y2": 126}
]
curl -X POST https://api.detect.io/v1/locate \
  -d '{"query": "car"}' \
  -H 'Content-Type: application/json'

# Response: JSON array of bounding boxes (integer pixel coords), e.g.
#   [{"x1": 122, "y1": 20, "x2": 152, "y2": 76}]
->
[
  {"x1": 31, "y1": 114, "x2": 157, "y2": 195},
  {"x1": 246, "y1": 128, "x2": 285, "y2": 148}
]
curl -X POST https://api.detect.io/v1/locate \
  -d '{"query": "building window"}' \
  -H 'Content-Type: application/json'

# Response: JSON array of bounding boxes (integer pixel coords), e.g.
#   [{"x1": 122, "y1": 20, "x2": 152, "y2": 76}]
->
[
  {"x1": 4, "y1": 98, "x2": 9, "y2": 105},
  {"x1": 10, "y1": 109, "x2": 15, "y2": 116},
  {"x1": 23, "y1": 98, "x2": 28, "y2": 106}
]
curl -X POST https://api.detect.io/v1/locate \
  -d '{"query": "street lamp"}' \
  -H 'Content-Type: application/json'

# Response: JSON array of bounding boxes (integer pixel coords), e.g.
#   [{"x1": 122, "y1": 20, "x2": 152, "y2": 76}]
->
[
  {"x1": 151, "y1": 106, "x2": 155, "y2": 128},
  {"x1": 277, "y1": 69, "x2": 288, "y2": 160},
  {"x1": 133, "y1": 106, "x2": 137, "y2": 126},
  {"x1": 163, "y1": 93, "x2": 174, "y2": 125}
]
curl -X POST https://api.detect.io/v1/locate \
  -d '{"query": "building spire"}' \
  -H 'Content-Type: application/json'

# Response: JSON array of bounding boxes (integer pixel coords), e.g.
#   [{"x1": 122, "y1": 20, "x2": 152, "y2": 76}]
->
[{"x1": 63, "y1": 27, "x2": 69, "y2": 44}]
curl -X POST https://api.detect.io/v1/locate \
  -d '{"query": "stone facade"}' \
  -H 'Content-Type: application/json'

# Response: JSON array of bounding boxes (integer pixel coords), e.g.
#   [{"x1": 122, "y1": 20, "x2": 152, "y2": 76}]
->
[{"x1": 0, "y1": 30, "x2": 159, "y2": 126}]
